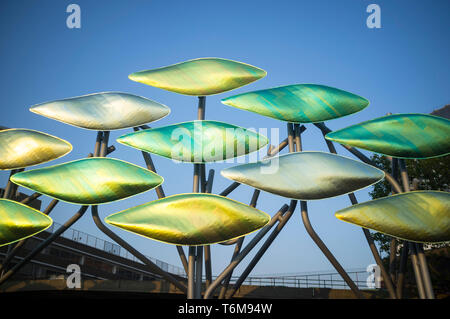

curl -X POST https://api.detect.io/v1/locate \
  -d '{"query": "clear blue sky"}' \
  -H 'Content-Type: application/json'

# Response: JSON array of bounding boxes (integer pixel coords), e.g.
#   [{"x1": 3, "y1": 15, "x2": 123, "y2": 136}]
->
[{"x1": 1, "y1": 0, "x2": 449, "y2": 276}]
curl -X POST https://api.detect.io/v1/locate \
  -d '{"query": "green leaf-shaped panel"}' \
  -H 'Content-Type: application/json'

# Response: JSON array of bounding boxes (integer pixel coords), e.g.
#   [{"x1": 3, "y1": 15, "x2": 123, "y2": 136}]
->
[
  {"x1": 117, "y1": 120, "x2": 269, "y2": 163},
  {"x1": 105, "y1": 193, "x2": 270, "y2": 246},
  {"x1": 221, "y1": 84, "x2": 369, "y2": 123},
  {"x1": 0, "y1": 129, "x2": 72, "y2": 170},
  {"x1": 10, "y1": 158, "x2": 163, "y2": 205},
  {"x1": 30, "y1": 92, "x2": 170, "y2": 131},
  {"x1": 128, "y1": 58, "x2": 267, "y2": 96},
  {"x1": 221, "y1": 152, "x2": 384, "y2": 200},
  {"x1": 0, "y1": 199, "x2": 52, "y2": 246},
  {"x1": 335, "y1": 191, "x2": 450, "y2": 243},
  {"x1": 325, "y1": 114, "x2": 450, "y2": 159}
]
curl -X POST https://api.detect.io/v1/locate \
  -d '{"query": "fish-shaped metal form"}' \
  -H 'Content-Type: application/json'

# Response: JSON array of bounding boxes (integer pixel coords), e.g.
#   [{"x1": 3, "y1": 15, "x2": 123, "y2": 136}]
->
[
  {"x1": 105, "y1": 193, "x2": 270, "y2": 246},
  {"x1": 10, "y1": 158, "x2": 163, "y2": 205},
  {"x1": 30, "y1": 92, "x2": 170, "y2": 131},
  {"x1": 335, "y1": 191, "x2": 450, "y2": 243},
  {"x1": 128, "y1": 58, "x2": 267, "y2": 96},
  {"x1": 221, "y1": 152, "x2": 385, "y2": 200},
  {"x1": 117, "y1": 120, "x2": 269, "y2": 163},
  {"x1": 0, "y1": 199, "x2": 52, "y2": 246},
  {"x1": 221, "y1": 84, "x2": 369, "y2": 123},
  {"x1": 0, "y1": 129, "x2": 72, "y2": 170},
  {"x1": 325, "y1": 113, "x2": 450, "y2": 159}
]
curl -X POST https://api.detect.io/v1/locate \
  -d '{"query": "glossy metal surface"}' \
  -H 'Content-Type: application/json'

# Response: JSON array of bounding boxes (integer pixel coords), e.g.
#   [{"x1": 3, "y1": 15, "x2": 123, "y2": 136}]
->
[
  {"x1": 335, "y1": 191, "x2": 450, "y2": 243},
  {"x1": 221, "y1": 151, "x2": 384, "y2": 200},
  {"x1": 117, "y1": 120, "x2": 269, "y2": 163},
  {"x1": 0, "y1": 199, "x2": 52, "y2": 246},
  {"x1": 221, "y1": 84, "x2": 369, "y2": 123},
  {"x1": 105, "y1": 193, "x2": 270, "y2": 246},
  {"x1": 128, "y1": 58, "x2": 267, "y2": 96},
  {"x1": 30, "y1": 92, "x2": 170, "y2": 131},
  {"x1": 11, "y1": 158, "x2": 163, "y2": 205},
  {"x1": 0, "y1": 129, "x2": 72, "y2": 170},
  {"x1": 325, "y1": 113, "x2": 450, "y2": 159}
]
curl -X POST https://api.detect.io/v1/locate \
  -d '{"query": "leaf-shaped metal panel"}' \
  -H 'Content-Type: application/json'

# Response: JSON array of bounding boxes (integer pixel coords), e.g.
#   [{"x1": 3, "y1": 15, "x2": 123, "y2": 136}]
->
[
  {"x1": 117, "y1": 120, "x2": 269, "y2": 163},
  {"x1": 0, "y1": 129, "x2": 72, "y2": 170},
  {"x1": 221, "y1": 152, "x2": 384, "y2": 200},
  {"x1": 221, "y1": 84, "x2": 369, "y2": 123},
  {"x1": 335, "y1": 191, "x2": 450, "y2": 243},
  {"x1": 30, "y1": 92, "x2": 170, "y2": 131},
  {"x1": 10, "y1": 158, "x2": 163, "y2": 205},
  {"x1": 0, "y1": 199, "x2": 52, "y2": 246},
  {"x1": 105, "y1": 193, "x2": 270, "y2": 246},
  {"x1": 325, "y1": 114, "x2": 450, "y2": 159},
  {"x1": 128, "y1": 58, "x2": 267, "y2": 96}
]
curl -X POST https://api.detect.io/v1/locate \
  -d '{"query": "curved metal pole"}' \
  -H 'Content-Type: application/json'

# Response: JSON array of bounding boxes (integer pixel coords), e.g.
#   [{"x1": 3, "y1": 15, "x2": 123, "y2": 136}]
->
[
  {"x1": 229, "y1": 200, "x2": 297, "y2": 298},
  {"x1": 300, "y1": 201, "x2": 364, "y2": 298},
  {"x1": 91, "y1": 205, "x2": 187, "y2": 293},
  {"x1": 91, "y1": 130, "x2": 187, "y2": 293},
  {"x1": 298, "y1": 123, "x2": 364, "y2": 299},
  {"x1": 318, "y1": 125, "x2": 397, "y2": 299},
  {"x1": 133, "y1": 126, "x2": 189, "y2": 276},
  {"x1": 313, "y1": 122, "x2": 403, "y2": 194},
  {"x1": 203, "y1": 204, "x2": 290, "y2": 299},
  {"x1": 398, "y1": 159, "x2": 432, "y2": 299},
  {"x1": 218, "y1": 189, "x2": 260, "y2": 299},
  {"x1": 204, "y1": 169, "x2": 215, "y2": 289},
  {"x1": 0, "y1": 205, "x2": 89, "y2": 286}
]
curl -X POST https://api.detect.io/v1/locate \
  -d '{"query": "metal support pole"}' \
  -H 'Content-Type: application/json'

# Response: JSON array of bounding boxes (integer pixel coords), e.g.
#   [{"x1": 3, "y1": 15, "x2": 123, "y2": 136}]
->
[
  {"x1": 313, "y1": 122, "x2": 403, "y2": 194},
  {"x1": 187, "y1": 246, "x2": 196, "y2": 299},
  {"x1": 398, "y1": 159, "x2": 432, "y2": 299},
  {"x1": 299, "y1": 123, "x2": 364, "y2": 299},
  {"x1": 133, "y1": 126, "x2": 189, "y2": 276},
  {"x1": 416, "y1": 243, "x2": 435, "y2": 299},
  {"x1": 409, "y1": 242, "x2": 426, "y2": 299},
  {"x1": 317, "y1": 125, "x2": 397, "y2": 299},
  {"x1": 229, "y1": 200, "x2": 297, "y2": 298},
  {"x1": 90, "y1": 131, "x2": 187, "y2": 293},
  {"x1": 0, "y1": 205, "x2": 89, "y2": 285},
  {"x1": 396, "y1": 242, "x2": 409, "y2": 298},
  {"x1": 218, "y1": 189, "x2": 260, "y2": 299},
  {"x1": 204, "y1": 169, "x2": 215, "y2": 289},
  {"x1": 204, "y1": 204, "x2": 290, "y2": 299}
]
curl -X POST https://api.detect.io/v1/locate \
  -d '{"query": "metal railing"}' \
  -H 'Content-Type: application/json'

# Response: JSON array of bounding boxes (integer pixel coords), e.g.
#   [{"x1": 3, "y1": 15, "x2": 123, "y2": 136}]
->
[
  {"x1": 44, "y1": 223, "x2": 372, "y2": 290},
  {"x1": 45, "y1": 222, "x2": 186, "y2": 276},
  {"x1": 223, "y1": 269, "x2": 371, "y2": 290}
]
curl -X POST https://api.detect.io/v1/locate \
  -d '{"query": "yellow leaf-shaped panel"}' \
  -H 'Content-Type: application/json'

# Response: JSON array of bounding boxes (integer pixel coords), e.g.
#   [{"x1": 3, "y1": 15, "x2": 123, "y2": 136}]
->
[
  {"x1": 0, "y1": 129, "x2": 72, "y2": 170},
  {"x1": 105, "y1": 193, "x2": 270, "y2": 246},
  {"x1": 335, "y1": 191, "x2": 450, "y2": 243},
  {"x1": 128, "y1": 58, "x2": 267, "y2": 96},
  {"x1": 0, "y1": 199, "x2": 52, "y2": 246},
  {"x1": 10, "y1": 158, "x2": 163, "y2": 205},
  {"x1": 30, "y1": 92, "x2": 170, "y2": 131}
]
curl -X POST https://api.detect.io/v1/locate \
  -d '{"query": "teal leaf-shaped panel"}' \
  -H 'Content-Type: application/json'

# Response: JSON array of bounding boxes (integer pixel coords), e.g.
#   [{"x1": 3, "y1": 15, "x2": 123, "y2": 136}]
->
[
  {"x1": 325, "y1": 113, "x2": 450, "y2": 159},
  {"x1": 0, "y1": 199, "x2": 52, "y2": 246},
  {"x1": 105, "y1": 193, "x2": 270, "y2": 246},
  {"x1": 117, "y1": 120, "x2": 269, "y2": 163},
  {"x1": 30, "y1": 92, "x2": 170, "y2": 131},
  {"x1": 0, "y1": 129, "x2": 72, "y2": 170},
  {"x1": 335, "y1": 191, "x2": 450, "y2": 243},
  {"x1": 128, "y1": 58, "x2": 267, "y2": 96},
  {"x1": 221, "y1": 84, "x2": 369, "y2": 123},
  {"x1": 10, "y1": 158, "x2": 163, "y2": 205},
  {"x1": 221, "y1": 152, "x2": 384, "y2": 200}
]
